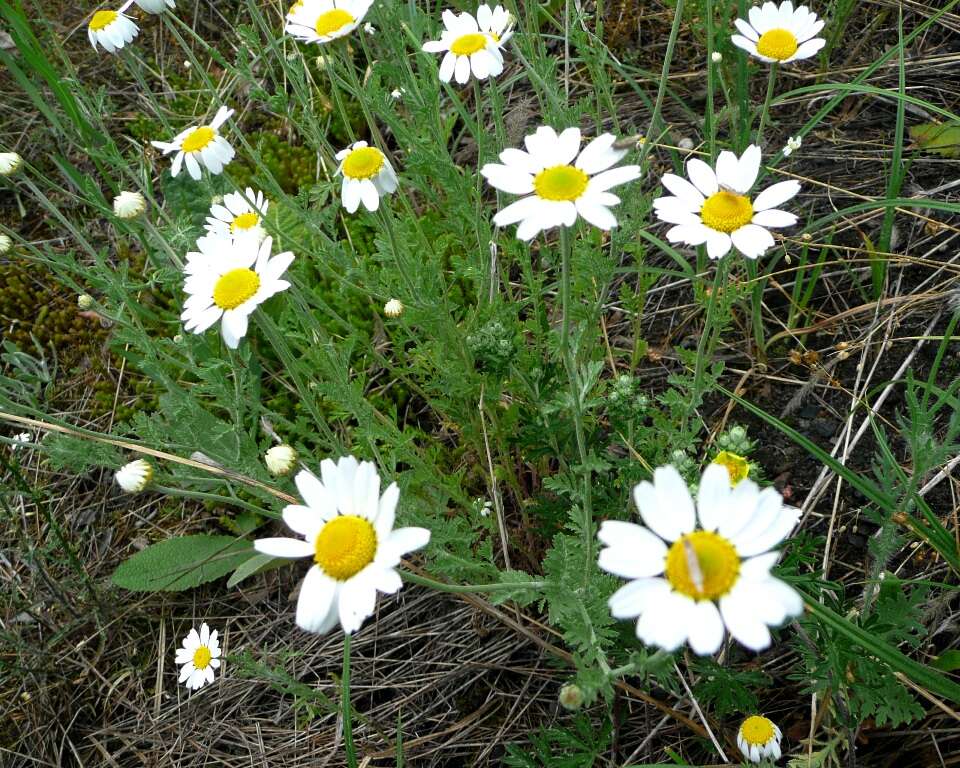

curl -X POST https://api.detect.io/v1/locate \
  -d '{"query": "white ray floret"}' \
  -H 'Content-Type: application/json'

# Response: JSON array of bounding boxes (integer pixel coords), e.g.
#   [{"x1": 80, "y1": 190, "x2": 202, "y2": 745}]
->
[
  {"x1": 175, "y1": 623, "x2": 221, "y2": 691},
  {"x1": 87, "y1": 8, "x2": 139, "y2": 54},
  {"x1": 254, "y1": 457, "x2": 431, "y2": 635},
  {"x1": 422, "y1": 5, "x2": 511, "y2": 84},
  {"x1": 115, "y1": 458, "x2": 153, "y2": 493},
  {"x1": 598, "y1": 463, "x2": 803, "y2": 655},
  {"x1": 653, "y1": 144, "x2": 801, "y2": 260},
  {"x1": 150, "y1": 106, "x2": 236, "y2": 180},
  {"x1": 181, "y1": 235, "x2": 294, "y2": 349},
  {"x1": 133, "y1": 0, "x2": 176, "y2": 12},
  {"x1": 481, "y1": 126, "x2": 641, "y2": 241},
  {"x1": 738, "y1": 715, "x2": 783, "y2": 763},
  {"x1": 731, "y1": 1, "x2": 825, "y2": 64},
  {"x1": 286, "y1": 0, "x2": 373, "y2": 45},
  {"x1": 335, "y1": 141, "x2": 399, "y2": 213},
  {"x1": 205, "y1": 188, "x2": 269, "y2": 242}
]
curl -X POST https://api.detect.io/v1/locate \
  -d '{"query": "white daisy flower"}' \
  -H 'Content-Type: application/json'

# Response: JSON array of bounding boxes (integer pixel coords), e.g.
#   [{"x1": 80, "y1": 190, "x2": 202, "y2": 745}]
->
[
  {"x1": 115, "y1": 458, "x2": 153, "y2": 493},
  {"x1": 181, "y1": 235, "x2": 293, "y2": 349},
  {"x1": 254, "y1": 457, "x2": 431, "y2": 635},
  {"x1": 286, "y1": 0, "x2": 373, "y2": 45},
  {"x1": 335, "y1": 141, "x2": 398, "y2": 213},
  {"x1": 133, "y1": 0, "x2": 175, "y2": 12},
  {"x1": 87, "y1": 8, "x2": 139, "y2": 54},
  {"x1": 150, "y1": 106, "x2": 236, "y2": 181},
  {"x1": 783, "y1": 135, "x2": 802, "y2": 156},
  {"x1": 265, "y1": 444, "x2": 298, "y2": 476},
  {"x1": 738, "y1": 715, "x2": 783, "y2": 763},
  {"x1": 422, "y1": 7, "x2": 505, "y2": 84},
  {"x1": 9, "y1": 432, "x2": 32, "y2": 451},
  {"x1": 481, "y1": 126, "x2": 641, "y2": 241},
  {"x1": 653, "y1": 144, "x2": 800, "y2": 259},
  {"x1": 0, "y1": 152, "x2": 23, "y2": 176},
  {"x1": 731, "y1": 1, "x2": 825, "y2": 64},
  {"x1": 175, "y1": 623, "x2": 221, "y2": 691},
  {"x1": 598, "y1": 463, "x2": 803, "y2": 655},
  {"x1": 0, "y1": 234, "x2": 11, "y2": 255},
  {"x1": 113, "y1": 190, "x2": 146, "y2": 219},
  {"x1": 204, "y1": 188, "x2": 269, "y2": 242}
]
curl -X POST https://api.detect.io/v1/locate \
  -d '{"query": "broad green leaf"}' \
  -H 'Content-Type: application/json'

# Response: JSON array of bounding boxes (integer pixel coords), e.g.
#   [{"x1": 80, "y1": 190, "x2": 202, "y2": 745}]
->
[
  {"x1": 226, "y1": 552, "x2": 290, "y2": 588},
  {"x1": 909, "y1": 122, "x2": 960, "y2": 158},
  {"x1": 112, "y1": 535, "x2": 252, "y2": 592},
  {"x1": 932, "y1": 650, "x2": 960, "y2": 673}
]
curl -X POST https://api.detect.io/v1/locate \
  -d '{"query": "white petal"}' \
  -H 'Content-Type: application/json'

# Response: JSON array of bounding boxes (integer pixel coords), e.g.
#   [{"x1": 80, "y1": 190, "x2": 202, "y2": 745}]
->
[
  {"x1": 637, "y1": 591, "x2": 694, "y2": 651},
  {"x1": 588, "y1": 165, "x2": 641, "y2": 193},
  {"x1": 788, "y1": 37, "x2": 825, "y2": 61},
  {"x1": 338, "y1": 571, "x2": 378, "y2": 634},
  {"x1": 752, "y1": 208, "x2": 797, "y2": 228},
  {"x1": 524, "y1": 126, "x2": 560, "y2": 166},
  {"x1": 653, "y1": 197, "x2": 702, "y2": 226},
  {"x1": 660, "y1": 173, "x2": 705, "y2": 209},
  {"x1": 632, "y1": 466, "x2": 695, "y2": 542},
  {"x1": 686, "y1": 158, "x2": 718, "y2": 196},
  {"x1": 342, "y1": 179, "x2": 361, "y2": 213},
  {"x1": 378, "y1": 526, "x2": 430, "y2": 566},
  {"x1": 608, "y1": 577, "x2": 671, "y2": 619},
  {"x1": 688, "y1": 600, "x2": 725, "y2": 655},
  {"x1": 220, "y1": 310, "x2": 249, "y2": 348},
  {"x1": 481, "y1": 163, "x2": 535, "y2": 195},
  {"x1": 454, "y1": 53, "x2": 470, "y2": 84},
  {"x1": 740, "y1": 551, "x2": 780, "y2": 581},
  {"x1": 731, "y1": 35, "x2": 760, "y2": 56},
  {"x1": 492, "y1": 195, "x2": 545, "y2": 227},
  {"x1": 753, "y1": 180, "x2": 801, "y2": 211},
  {"x1": 706, "y1": 231, "x2": 732, "y2": 260},
  {"x1": 575, "y1": 133, "x2": 626, "y2": 174},
  {"x1": 253, "y1": 537, "x2": 313, "y2": 558},
  {"x1": 498, "y1": 147, "x2": 543, "y2": 175},
  {"x1": 283, "y1": 505, "x2": 325, "y2": 539},
  {"x1": 736, "y1": 144, "x2": 762, "y2": 193},
  {"x1": 438, "y1": 51, "x2": 456, "y2": 82},
  {"x1": 296, "y1": 567, "x2": 339, "y2": 633},
  {"x1": 375, "y1": 482, "x2": 399, "y2": 539},
  {"x1": 597, "y1": 526, "x2": 668, "y2": 579},
  {"x1": 359, "y1": 179, "x2": 380, "y2": 211},
  {"x1": 720, "y1": 590, "x2": 771, "y2": 650},
  {"x1": 731, "y1": 223, "x2": 775, "y2": 259},
  {"x1": 734, "y1": 17, "x2": 759, "y2": 41},
  {"x1": 370, "y1": 565, "x2": 403, "y2": 594},
  {"x1": 554, "y1": 127, "x2": 582, "y2": 165},
  {"x1": 667, "y1": 222, "x2": 712, "y2": 246},
  {"x1": 295, "y1": 469, "x2": 336, "y2": 514},
  {"x1": 696, "y1": 463, "x2": 732, "y2": 532},
  {"x1": 576, "y1": 197, "x2": 618, "y2": 230}
]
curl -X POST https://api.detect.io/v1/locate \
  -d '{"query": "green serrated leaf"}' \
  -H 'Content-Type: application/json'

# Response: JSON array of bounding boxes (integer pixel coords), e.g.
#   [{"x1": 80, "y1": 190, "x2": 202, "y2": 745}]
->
[{"x1": 112, "y1": 535, "x2": 252, "y2": 592}]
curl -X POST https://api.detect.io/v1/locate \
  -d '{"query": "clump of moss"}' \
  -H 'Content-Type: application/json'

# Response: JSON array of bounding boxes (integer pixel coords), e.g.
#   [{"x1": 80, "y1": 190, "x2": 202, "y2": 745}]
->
[{"x1": 231, "y1": 132, "x2": 316, "y2": 193}]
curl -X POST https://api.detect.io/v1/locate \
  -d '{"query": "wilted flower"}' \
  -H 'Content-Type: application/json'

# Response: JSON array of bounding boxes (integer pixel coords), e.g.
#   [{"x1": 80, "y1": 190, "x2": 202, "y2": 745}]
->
[
  {"x1": 113, "y1": 190, "x2": 146, "y2": 219},
  {"x1": 116, "y1": 459, "x2": 153, "y2": 493}
]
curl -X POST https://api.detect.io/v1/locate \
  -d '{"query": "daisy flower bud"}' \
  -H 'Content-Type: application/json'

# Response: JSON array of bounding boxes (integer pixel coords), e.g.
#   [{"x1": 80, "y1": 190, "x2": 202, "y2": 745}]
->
[
  {"x1": 558, "y1": 683, "x2": 584, "y2": 711},
  {"x1": 115, "y1": 459, "x2": 153, "y2": 493},
  {"x1": 737, "y1": 715, "x2": 783, "y2": 763},
  {"x1": 384, "y1": 298, "x2": 404, "y2": 317},
  {"x1": 0, "y1": 234, "x2": 11, "y2": 254},
  {"x1": 265, "y1": 444, "x2": 298, "y2": 476},
  {"x1": 711, "y1": 51, "x2": 723, "y2": 63},
  {"x1": 113, "y1": 190, "x2": 146, "y2": 219},
  {"x1": 77, "y1": 294, "x2": 94, "y2": 310},
  {"x1": 0, "y1": 152, "x2": 23, "y2": 176}
]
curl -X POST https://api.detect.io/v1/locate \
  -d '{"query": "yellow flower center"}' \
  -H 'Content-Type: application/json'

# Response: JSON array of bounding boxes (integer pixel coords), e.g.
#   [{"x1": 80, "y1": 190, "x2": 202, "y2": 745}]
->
[
  {"x1": 230, "y1": 212, "x2": 260, "y2": 232},
  {"x1": 450, "y1": 32, "x2": 489, "y2": 55},
  {"x1": 182, "y1": 126, "x2": 216, "y2": 154},
  {"x1": 741, "y1": 715, "x2": 775, "y2": 746},
  {"x1": 664, "y1": 530, "x2": 740, "y2": 601},
  {"x1": 212, "y1": 268, "x2": 260, "y2": 310},
  {"x1": 533, "y1": 165, "x2": 589, "y2": 202},
  {"x1": 314, "y1": 515, "x2": 378, "y2": 581},
  {"x1": 701, "y1": 190, "x2": 754, "y2": 233},
  {"x1": 342, "y1": 146, "x2": 384, "y2": 180},
  {"x1": 713, "y1": 451, "x2": 749, "y2": 485},
  {"x1": 315, "y1": 8, "x2": 355, "y2": 37},
  {"x1": 756, "y1": 28, "x2": 799, "y2": 61},
  {"x1": 192, "y1": 646, "x2": 212, "y2": 670},
  {"x1": 89, "y1": 10, "x2": 117, "y2": 31}
]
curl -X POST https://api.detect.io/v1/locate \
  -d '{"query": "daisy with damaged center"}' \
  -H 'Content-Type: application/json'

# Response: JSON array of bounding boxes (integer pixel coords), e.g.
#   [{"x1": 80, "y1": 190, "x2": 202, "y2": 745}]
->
[
  {"x1": 481, "y1": 126, "x2": 640, "y2": 241},
  {"x1": 598, "y1": 463, "x2": 803, "y2": 655},
  {"x1": 254, "y1": 456, "x2": 431, "y2": 635},
  {"x1": 150, "y1": 106, "x2": 236, "y2": 180},
  {"x1": 422, "y1": 5, "x2": 513, "y2": 84},
  {"x1": 286, "y1": 0, "x2": 373, "y2": 44},
  {"x1": 181, "y1": 235, "x2": 294, "y2": 349},
  {"x1": 205, "y1": 188, "x2": 269, "y2": 242},
  {"x1": 653, "y1": 144, "x2": 800, "y2": 259},
  {"x1": 336, "y1": 141, "x2": 399, "y2": 213},
  {"x1": 731, "y1": 1, "x2": 825, "y2": 64}
]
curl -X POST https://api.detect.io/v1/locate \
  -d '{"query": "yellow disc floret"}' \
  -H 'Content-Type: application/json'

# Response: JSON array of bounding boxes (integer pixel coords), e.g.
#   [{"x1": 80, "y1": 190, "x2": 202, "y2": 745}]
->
[
  {"x1": 314, "y1": 515, "x2": 378, "y2": 580},
  {"x1": 713, "y1": 451, "x2": 749, "y2": 485},
  {"x1": 192, "y1": 646, "x2": 212, "y2": 670},
  {"x1": 315, "y1": 8, "x2": 355, "y2": 37},
  {"x1": 230, "y1": 212, "x2": 260, "y2": 232},
  {"x1": 740, "y1": 715, "x2": 776, "y2": 746},
  {"x1": 182, "y1": 126, "x2": 216, "y2": 154},
  {"x1": 756, "y1": 28, "x2": 799, "y2": 61},
  {"x1": 701, "y1": 190, "x2": 754, "y2": 233},
  {"x1": 342, "y1": 146, "x2": 385, "y2": 180},
  {"x1": 533, "y1": 165, "x2": 589, "y2": 202},
  {"x1": 665, "y1": 530, "x2": 740, "y2": 600},
  {"x1": 450, "y1": 32, "x2": 489, "y2": 55},
  {"x1": 89, "y1": 10, "x2": 117, "y2": 31},
  {"x1": 213, "y1": 268, "x2": 261, "y2": 310}
]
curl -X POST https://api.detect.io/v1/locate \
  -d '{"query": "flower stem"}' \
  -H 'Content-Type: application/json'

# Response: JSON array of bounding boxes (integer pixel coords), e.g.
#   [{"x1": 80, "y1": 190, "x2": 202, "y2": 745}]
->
[
  {"x1": 400, "y1": 570, "x2": 545, "y2": 594},
  {"x1": 705, "y1": 0, "x2": 716, "y2": 158},
  {"x1": 755, "y1": 63, "x2": 779, "y2": 146},
  {"x1": 342, "y1": 633, "x2": 357, "y2": 768}
]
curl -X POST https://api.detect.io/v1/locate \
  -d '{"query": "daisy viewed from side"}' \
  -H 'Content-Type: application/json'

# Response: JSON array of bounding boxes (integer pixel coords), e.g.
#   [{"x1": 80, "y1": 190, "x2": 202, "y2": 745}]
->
[
  {"x1": 87, "y1": 7, "x2": 139, "y2": 54},
  {"x1": 731, "y1": 1, "x2": 825, "y2": 64},
  {"x1": 285, "y1": 0, "x2": 373, "y2": 45},
  {"x1": 481, "y1": 126, "x2": 640, "y2": 240},
  {"x1": 205, "y1": 188, "x2": 269, "y2": 242},
  {"x1": 598, "y1": 463, "x2": 803, "y2": 655},
  {"x1": 477, "y1": 4, "x2": 514, "y2": 49},
  {"x1": 150, "y1": 106, "x2": 236, "y2": 180},
  {"x1": 653, "y1": 144, "x2": 800, "y2": 259},
  {"x1": 335, "y1": 141, "x2": 398, "y2": 213},
  {"x1": 422, "y1": 6, "x2": 509, "y2": 84},
  {"x1": 175, "y1": 623, "x2": 221, "y2": 690},
  {"x1": 738, "y1": 715, "x2": 783, "y2": 763},
  {"x1": 181, "y1": 235, "x2": 294, "y2": 348},
  {"x1": 254, "y1": 456, "x2": 431, "y2": 635}
]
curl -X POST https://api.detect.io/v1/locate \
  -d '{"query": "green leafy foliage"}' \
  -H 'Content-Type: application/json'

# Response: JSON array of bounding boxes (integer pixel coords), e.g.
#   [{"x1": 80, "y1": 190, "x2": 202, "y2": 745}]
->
[
  {"x1": 908, "y1": 122, "x2": 960, "y2": 157},
  {"x1": 112, "y1": 535, "x2": 253, "y2": 591}
]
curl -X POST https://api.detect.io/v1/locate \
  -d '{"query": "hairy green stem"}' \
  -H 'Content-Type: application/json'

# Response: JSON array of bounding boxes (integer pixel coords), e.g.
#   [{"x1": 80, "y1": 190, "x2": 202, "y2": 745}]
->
[
  {"x1": 755, "y1": 63, "x2": 778, "y2": 145},
  {"x1": 342, "y1": 633, "x2": 357, "y2": 768},
  {"x1": 401, "y1": 570, "x2": 545, "y2": 594}
]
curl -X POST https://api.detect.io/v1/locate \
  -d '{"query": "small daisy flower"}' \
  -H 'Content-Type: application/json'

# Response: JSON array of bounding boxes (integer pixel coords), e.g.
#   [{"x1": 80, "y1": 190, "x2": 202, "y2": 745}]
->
[
  {"x1": 265, "y1": 444, "x2": 298, "y2": 476},
  {"x1": 732, "y1": 1, "x2": 825, "y2": 64},
  {"x1": 150, "y1": 106, "x2": 236, "y2": 181},
  {"x1": 181, "y1": 235, "x2": 294, "y2": 349},
  {"x1": 481, "y1": 126, "x2": 641, "y2": 241},
  {"x1": 9, "y1": 432, "x2": 32, "y2": 451},
  {"x1": 335, "y1": 141, "x2": 399, "y2": 213},
  {"x1": 477, "y1": 4, "x2": 514, "y2": 49},
  {"x1": 286, "y1": 0, "x2": 373, "y2": 45},
  {"x1": 390, "y1": 88, "x2": 405, "y2": 100},
  {"x1": 133, "y1": 0, "x2": 175, "y2": 12},
  {"x1": 598, "y1": 463, "x2": 803, "y2": 655},
  {"x1": 205, "y1": 188, "x2": 269, "y2": 242},
  {"x1": 653, "y1": 144, "x2": 800, "y2": 259},
  {"x1": 422, "y1": 7, "x2": 505, "y2": 84},
  {"x1": 175, "y1": 623, "x2": 221, "y2": 691},
  {"x1": 87, "y1": 8, "x2": 138, "y2": 54},
  {"x1": 783, "y1": 135, "x2": 802, "y2": 156},
  {"x1": 0, "y1": 234, "x2": 11, "y2": 255},
  {"x1": 383, "y1": 298, "x2": 404, "y2": 317},
  {"x1": 0, "y1": 152, "x2": 23, "y2": 176},
  {"x1": 113, "y1": 190, "x2": 146, "y2": 219},
  {"x1": 738, "y1": 715, "x2": 783, "y2": 763},
  {"x1": 116, "y1": 458, "x2": 153, "y2": 493},
  {"x1": 254, "y1": 457, "x2": 431, "y2": 635},
  {"x1": 713, "y1": 451, "x2": 750, "y2": 485}
]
